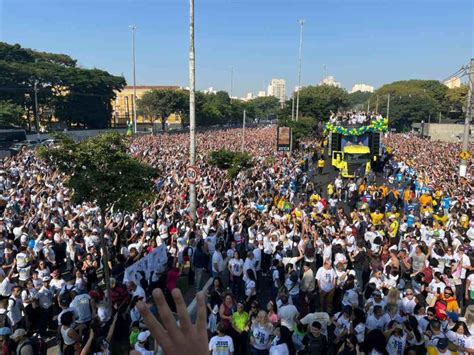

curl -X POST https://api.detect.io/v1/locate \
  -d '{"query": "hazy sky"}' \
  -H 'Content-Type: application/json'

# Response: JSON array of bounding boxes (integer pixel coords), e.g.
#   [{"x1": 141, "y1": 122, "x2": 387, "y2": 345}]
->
[{"x1": 1, "y1": 0, "x2": 472, "y2": 96}]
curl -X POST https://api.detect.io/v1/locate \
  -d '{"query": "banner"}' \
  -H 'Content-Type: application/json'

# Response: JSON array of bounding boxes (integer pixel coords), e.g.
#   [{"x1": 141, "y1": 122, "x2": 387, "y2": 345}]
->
[
  {"x1": 341, "y1": 133, "x2": 369, "y2": 149},
  {"x1": 277, "y1": 126, "x2": 292, "y2": 151},
  {"x1": 123, "y1": 244, "x2": 168, "y2": 284}
]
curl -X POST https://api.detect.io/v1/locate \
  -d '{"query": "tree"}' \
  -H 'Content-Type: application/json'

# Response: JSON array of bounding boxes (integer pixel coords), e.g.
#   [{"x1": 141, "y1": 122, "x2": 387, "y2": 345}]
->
[
  {"x1": 38, "y1": 132, "x2": 156, "y2": 308},
  {"x1": 137, "y1": 89, "x2": 187, "y2": 131},
  {"x1": 245, "y1": 96, "x2": 280, "y2": 121},
  {"x1": 445, "y1": 85, "x2": 468, "y2": 119},
  {"x1": 297, "y1": 85, "x2": 350, "y2": 120},
  {"x1": 0, "y1": 101, "x2": 25, "y2": 128},
  {"x1": 0, "y1": 42, "x2": 125, "y2": 129},
  {"x1": 375, "y1": 80, "x2": 447, "y2": 130},
  {"x1": 348, "y1": 91, "x2": 373, "y2": 110},
  {"x1": 209, "y1": 149, "x2": 253, "y2": 179}
]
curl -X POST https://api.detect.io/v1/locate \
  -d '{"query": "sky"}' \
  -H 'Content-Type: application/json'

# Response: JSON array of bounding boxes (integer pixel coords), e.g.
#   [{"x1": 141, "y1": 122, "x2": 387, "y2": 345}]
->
[{"x1": 0, "y1": 0, "x2": 472, "y2": 97}]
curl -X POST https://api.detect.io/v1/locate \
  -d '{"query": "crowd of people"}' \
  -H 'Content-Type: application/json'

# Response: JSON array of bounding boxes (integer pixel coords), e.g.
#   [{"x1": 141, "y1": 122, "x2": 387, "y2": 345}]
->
[
  {"x1": 329, "y1": 112, "x2": 384, "y2": 126},
  {"x1": 0, "y1": 124, "x2": 472, "y2": 355}
]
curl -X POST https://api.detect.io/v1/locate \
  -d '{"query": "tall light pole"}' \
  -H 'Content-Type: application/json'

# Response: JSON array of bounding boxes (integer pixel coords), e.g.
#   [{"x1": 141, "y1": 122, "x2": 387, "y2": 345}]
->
[
  {"x1": 241, "y1": 110, "x2": 246, "y2": 152},
  {"x1": 129, "y1": 25, "x2": 138, "y2": 134},
  {"x1": 460, "y1": 58, "x2": 473, "y2": 177},
  {"x1": 386, "y1": 93, "x2": 391, "y2": 119},
  {"x1": 189, "y1": 0, "x2": 197, "y2": 220},
  {"x1": 295, "y1": 19, "x2": 305, "y2": 121},
  {"x1": 33, "y1": 80, "x2": 41, "y2": 141},
  {"x1": 291, "y1": 92, "x2": 295, "y2": 120},
  {"x1": 230, "y1": 66, "x2": 234, "y2": 103}
]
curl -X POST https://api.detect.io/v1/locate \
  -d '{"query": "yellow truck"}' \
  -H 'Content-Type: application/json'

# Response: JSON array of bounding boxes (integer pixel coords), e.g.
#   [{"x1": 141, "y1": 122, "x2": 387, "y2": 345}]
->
[{"x1": 331, "y1": 144, "x2": 372, "y2": 178}]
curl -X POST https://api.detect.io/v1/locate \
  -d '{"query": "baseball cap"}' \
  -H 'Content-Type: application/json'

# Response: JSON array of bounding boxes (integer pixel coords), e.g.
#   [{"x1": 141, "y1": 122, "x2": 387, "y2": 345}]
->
[
  {"x1": 10, "y1": 328, "x2": 27, "y2": 340},
  {"x1": 137, "y1": 330, "x2": 150, "y2": 342},
  {"x1": 42, "y1": 276, "x2": 51, "y2": 282},
  {"x1": 446, "y1": 312, "x2": 459, "y2": 322}
]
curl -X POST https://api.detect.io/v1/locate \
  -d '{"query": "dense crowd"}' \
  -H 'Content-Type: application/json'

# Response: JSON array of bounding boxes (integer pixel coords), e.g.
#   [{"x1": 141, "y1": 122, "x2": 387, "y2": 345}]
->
[
  {"x1": 0, "y1": 125, "x2": 472, "y2": 355},
  {"x1": 329, "y1": 112, "x2": 383, "y2": 126}
]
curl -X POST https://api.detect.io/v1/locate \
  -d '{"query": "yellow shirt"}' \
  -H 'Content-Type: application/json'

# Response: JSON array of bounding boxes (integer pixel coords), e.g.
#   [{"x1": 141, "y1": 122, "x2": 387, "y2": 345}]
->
[
  {"x1": 433, "y1": 214, "x2": 448, "y2": 226},
  {"x1": 371, "y1": 212, "x2": 384, "y2": 226},
  {"x1": 232, "y1": 311, "x2": 249, "y2": 332},
  {"x1": 327, "y1": 184, "x2": 334, "y2": 197},
  {"x1": 403, "y1": 189, "x2": 412, "y2": 202},
  {"x1": 389, "y1": 220, "x2": 399, "y2": 238},
  {"x1": 420, "y1": 194, "x2": 433, "y2": 207}
]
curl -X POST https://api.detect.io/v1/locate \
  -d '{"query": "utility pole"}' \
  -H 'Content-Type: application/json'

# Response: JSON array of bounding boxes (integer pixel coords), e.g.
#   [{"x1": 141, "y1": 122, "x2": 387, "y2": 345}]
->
[
  {"x1": 129, "y1": 25, "x2": 138, "y2": 134},
  {"x1": 242, "y1": 110, "x2": 246, "y2": 152},
  {"x1": 189, "y1": 0, "x2": 197, "y2": 220},
  {"x1": 291, "y1": 93, "x2": 295, "y2": 120},
  {"x1": 375, "y1": 95, "x2": 379, "y2": 114},
  {"x1": 439, "y1": 112, "x2": 442, "y2": 124},
  {"x1": 386, "y1": 93, "x2": 391, "y2": 119},
  {"x1": 230, "y1": 67, "x2": 234, "y2": 103},
  {"x1": 367, "y1": 97, "x2": 370, "y2": 113},
  {"x1": 295, "y1": 19, "x2": 305, "y2": 121},
  {"x1": 460, "y1": 58, "x2": 473, "y2": 177},
  {"x1": 33, "y1": 80, "x2": 41, "y2": 141}
]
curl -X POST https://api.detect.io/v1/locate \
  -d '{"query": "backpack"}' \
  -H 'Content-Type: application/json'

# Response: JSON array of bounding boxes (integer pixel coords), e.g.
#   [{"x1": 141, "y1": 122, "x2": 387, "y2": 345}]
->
[
  {"x1": 434, "y1": 299, "x2": 448, "y2": 321},
  {"x1": 19, "y1": 335, "x2": 47, "y2": 355}
]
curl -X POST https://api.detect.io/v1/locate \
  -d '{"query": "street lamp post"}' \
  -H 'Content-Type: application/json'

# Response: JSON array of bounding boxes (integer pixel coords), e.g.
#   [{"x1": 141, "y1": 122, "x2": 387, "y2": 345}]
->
[
  {"x1": 460, "y1": 59, "x2": 473, "y2": 177},
  {"x1": 295, "y1": 19, "x2": 305, "y2": 121},
  {"x1": 129, "y1": 25, "x2": 138, "y2": 134},
  {"x1": 189, "y1": 0, "x2": 197, "y2": 220},
  {"x1": 242, "y1": 109, "x2": 246, "y2": 152}
]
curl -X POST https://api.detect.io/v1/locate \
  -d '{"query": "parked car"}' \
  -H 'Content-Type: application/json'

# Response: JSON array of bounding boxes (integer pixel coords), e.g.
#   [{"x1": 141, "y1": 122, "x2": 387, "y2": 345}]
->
[{"x1": 9, "y1": 139, "x2": 45, "y2": 155}]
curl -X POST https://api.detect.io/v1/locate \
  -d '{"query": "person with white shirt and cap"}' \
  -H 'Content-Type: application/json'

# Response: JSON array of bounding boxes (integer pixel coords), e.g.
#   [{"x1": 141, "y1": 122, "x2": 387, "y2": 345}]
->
[
  {"x1": 135, "y1": 330, "x2": 154, "y2": 354},
  {"x1": 37, "y1": 276, "x2": 54, "y2": 336}
]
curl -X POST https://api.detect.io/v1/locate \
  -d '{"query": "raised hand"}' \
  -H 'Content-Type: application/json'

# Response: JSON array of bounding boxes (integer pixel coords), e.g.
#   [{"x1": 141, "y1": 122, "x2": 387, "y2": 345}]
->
[{"x1": 137, "y1": 288, "x2": 208, "y2": 355}]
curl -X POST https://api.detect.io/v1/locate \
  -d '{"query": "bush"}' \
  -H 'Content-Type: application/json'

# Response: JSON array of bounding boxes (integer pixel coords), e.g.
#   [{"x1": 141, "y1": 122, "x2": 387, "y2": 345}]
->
[{"x1": 209, "y1": 149, "x2": 253, "y2": 178}]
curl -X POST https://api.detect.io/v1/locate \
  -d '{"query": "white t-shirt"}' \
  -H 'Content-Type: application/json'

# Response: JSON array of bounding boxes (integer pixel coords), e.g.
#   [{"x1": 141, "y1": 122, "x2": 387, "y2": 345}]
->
[
  {"x1": 279, "y1": 304, "x2": 298, "y2": 330},
  {"x1": 316, "y1": 267, "x2": 336, "y2": 292},
  {"x1": 212, "y1": 251, "x2": 224, "y2": 273},
  {"x1": 245, "y1": 280, "x2": 256, "y2": 297},
  {"x1": 228, "y1": 259, "x2": 244, "y2": 277},
  {"x1": 300, "y1": 312, "x2": 330, "y2": 336},
  {"x1": 251, "y1": 323, "x2": 272, "y2": 350},
  {"x1": 269, "y1": 343, "x2": 289, "y2": 355},
  {"x1": 456, "y1": 253, "x2": 471, "y2": 279},
  {"x1": 386, "y1": 334, "x2": 406, "y2": 355},
  {"x1": 467, "y1": 274, "x2": 474, "y2": 292},
  {"x1": 209, "y1": 335, "x2": 234, "y2": 355}
]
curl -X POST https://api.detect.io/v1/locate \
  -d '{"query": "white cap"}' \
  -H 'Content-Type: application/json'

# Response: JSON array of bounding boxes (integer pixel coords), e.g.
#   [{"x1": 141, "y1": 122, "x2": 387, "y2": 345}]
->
[{"x1": 137, "y1": 330, "x2": 150, "y2": 342}]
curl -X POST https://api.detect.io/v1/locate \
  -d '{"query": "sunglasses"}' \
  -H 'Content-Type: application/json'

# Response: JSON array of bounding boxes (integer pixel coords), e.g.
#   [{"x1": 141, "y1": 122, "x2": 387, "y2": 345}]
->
[{"x1": 406, "y1": 293, "x2": 414, "y2": 296}]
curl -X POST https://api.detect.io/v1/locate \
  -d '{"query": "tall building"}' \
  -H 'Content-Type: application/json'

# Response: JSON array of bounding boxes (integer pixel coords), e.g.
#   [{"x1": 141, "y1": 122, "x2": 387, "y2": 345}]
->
[
  {"x1": 319, "y1": 76, "x2": 341, "y2": 88},
  {"x1": 267, "y1": 79, "x2": 286, "y2": 105},
  {"x1": 443, "y1": 77, "x2": 461, "y2": 89},
  {"x1": 113, "y1": 86, "x2": 182, "y2": 125},
  {"x1": 257, "y1": 91, "x2": 266, "y2": 97},
  {"x1": 350, "y1": 84, "x2": 374, "y2": 93}
]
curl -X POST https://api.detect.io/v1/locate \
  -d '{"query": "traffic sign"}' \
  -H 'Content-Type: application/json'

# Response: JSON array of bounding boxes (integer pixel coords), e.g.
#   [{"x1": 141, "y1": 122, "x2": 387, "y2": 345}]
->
[{"x1": 186, "y1": 166, "x2": 198, "y2": 183}]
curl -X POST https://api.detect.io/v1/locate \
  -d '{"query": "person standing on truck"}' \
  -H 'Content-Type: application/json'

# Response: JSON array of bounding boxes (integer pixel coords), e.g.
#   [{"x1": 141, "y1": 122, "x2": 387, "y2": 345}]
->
[{"x1": 317, "y1": 158, "x2": 325, "y2": 175}]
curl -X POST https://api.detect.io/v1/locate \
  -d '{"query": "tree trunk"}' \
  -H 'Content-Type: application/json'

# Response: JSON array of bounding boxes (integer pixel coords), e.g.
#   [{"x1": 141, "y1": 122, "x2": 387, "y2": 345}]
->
[
  {"x1": 161, "y1": 117, "x2": 166, "y2": 132},
  {"x1": 100, "y1": 210, "x2": 112, "y2": 311}
]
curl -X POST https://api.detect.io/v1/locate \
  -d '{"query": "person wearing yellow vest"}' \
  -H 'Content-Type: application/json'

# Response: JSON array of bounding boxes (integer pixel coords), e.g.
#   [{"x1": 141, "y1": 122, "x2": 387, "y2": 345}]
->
[
  {"x1": 317, "y1": 158, "x2": 325, "y2": 175},
  {"x1": 388, "y1": 215, "x2": 399, "y2": 246}
]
